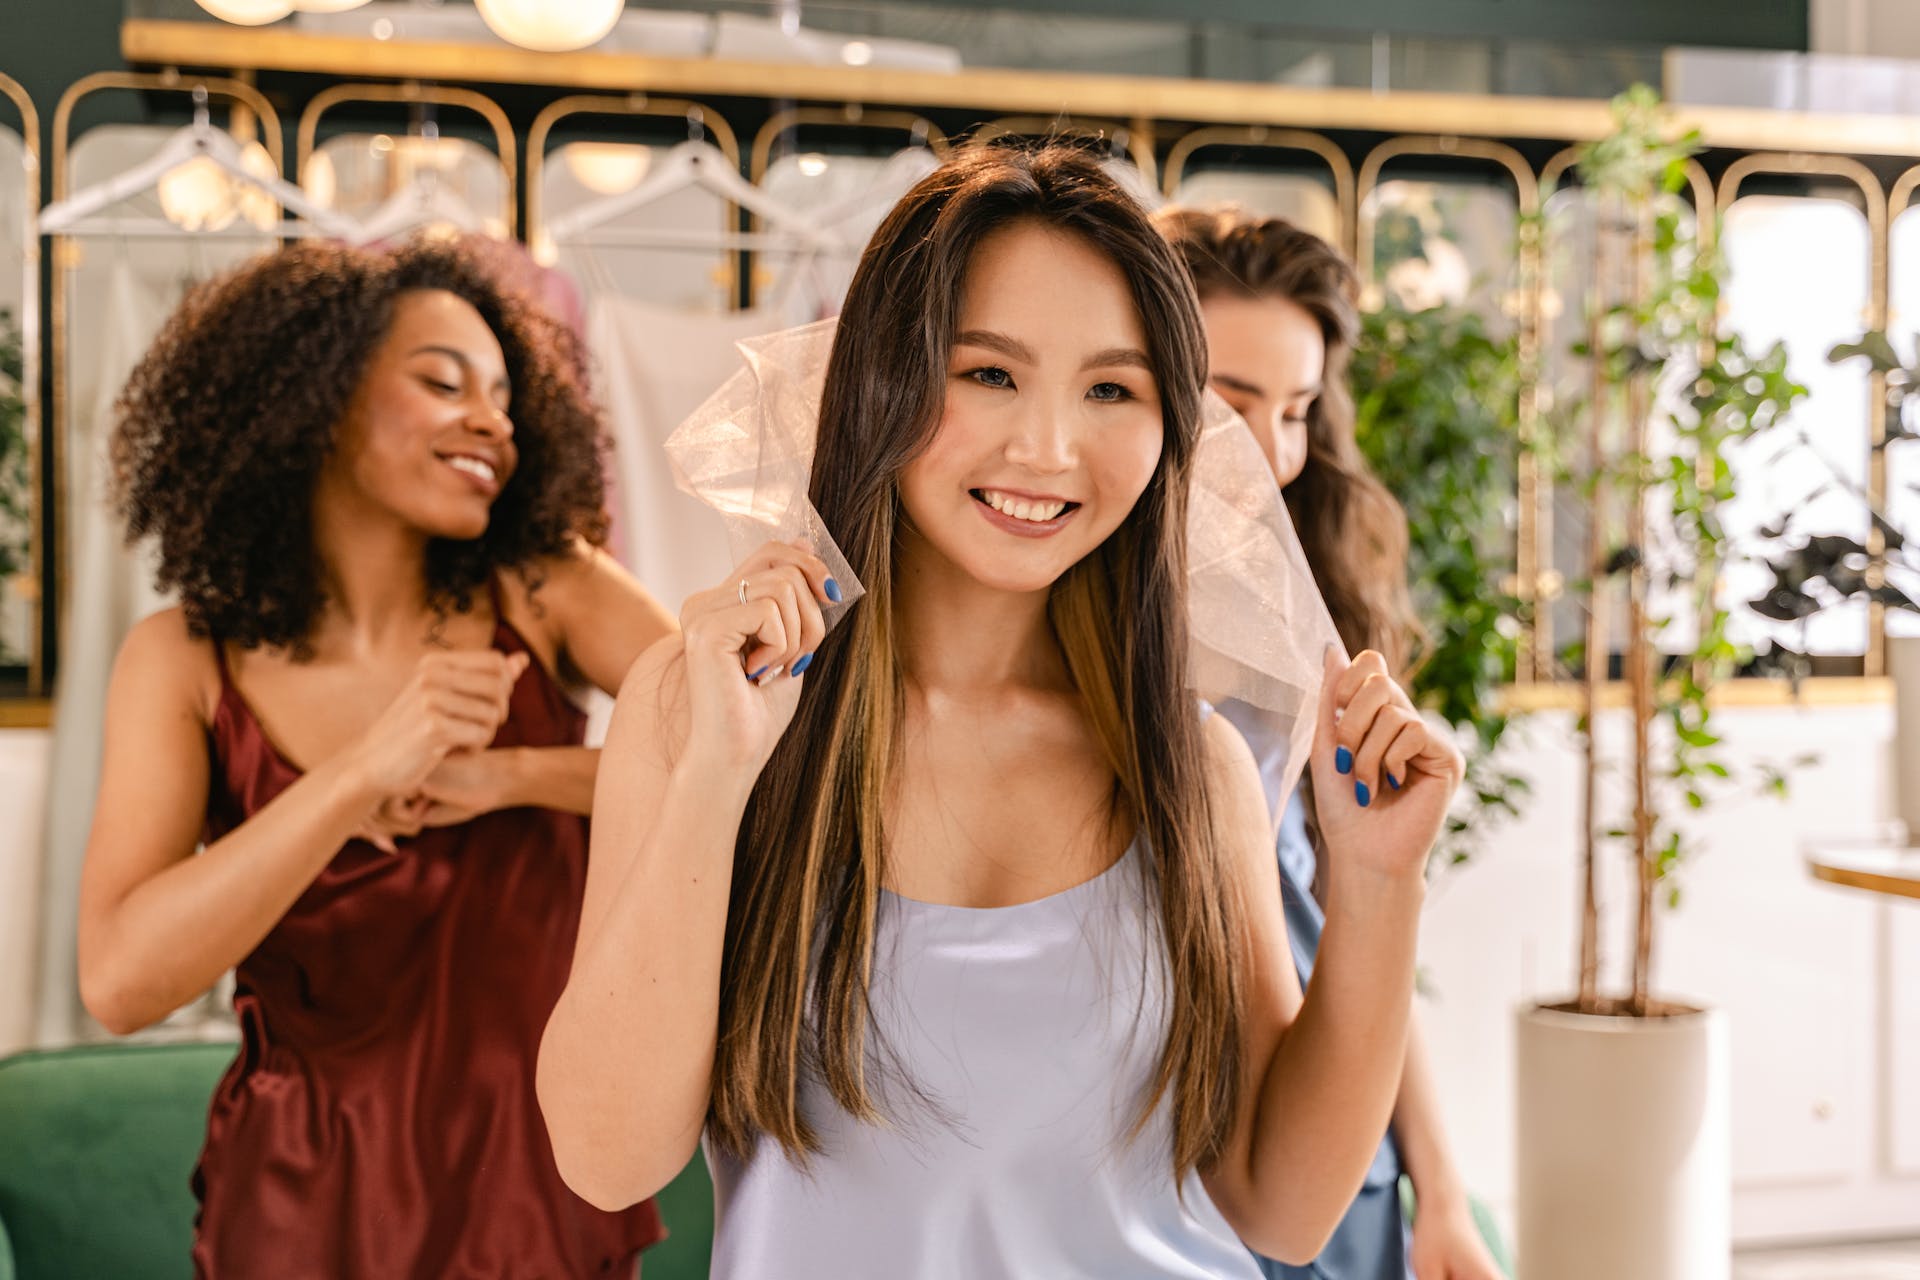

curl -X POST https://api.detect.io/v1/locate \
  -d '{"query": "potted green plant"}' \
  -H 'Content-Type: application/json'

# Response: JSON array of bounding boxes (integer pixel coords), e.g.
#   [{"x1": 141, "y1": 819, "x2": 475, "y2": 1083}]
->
[{"x1": 1514, "y1": 87, "x2": 1805, "y2": 1280}]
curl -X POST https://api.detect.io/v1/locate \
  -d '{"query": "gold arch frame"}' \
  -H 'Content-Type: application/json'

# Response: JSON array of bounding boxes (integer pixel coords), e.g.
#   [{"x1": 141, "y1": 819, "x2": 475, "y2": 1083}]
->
[
  {"x1": 48, "y1": 73, "x2": 282, "y2": 694},
  {"x1": 0, "y1": 73, "x2": 40, "y2": 693},
  {"x1": 296, "y1": 81, "x2": 517, "y2": 237},
  {"x1": 1357, "y1": 135, "x2": 1546, "y2": 677},
  {"x1": 525, "y1": 93, "x2": 740, "y2": 304},
  {"x1": 1536, "y1": 148, "x2": 1717, "y2": 683},
  {"x1": 1719, "y1": 154, "x2": 1889, "y2": 675},
  {"x1": 749, "y1": 105, "x2": 949, "y2": 183},
  {"x1": 1161, "y1": 125, "x2": 1356, "y2": 257}
]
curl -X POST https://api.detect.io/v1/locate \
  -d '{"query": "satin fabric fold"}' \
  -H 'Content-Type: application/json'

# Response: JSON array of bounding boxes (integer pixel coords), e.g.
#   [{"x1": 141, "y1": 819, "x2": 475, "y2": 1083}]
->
[{"x1": 191, "y1": 596, "x2": 661, "y2": 1278}]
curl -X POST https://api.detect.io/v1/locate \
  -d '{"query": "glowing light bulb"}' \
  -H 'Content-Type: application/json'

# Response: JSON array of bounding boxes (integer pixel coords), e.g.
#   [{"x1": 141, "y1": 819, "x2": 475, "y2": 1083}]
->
[
  {"x1": 302, "y1": 150, "x2": 338, "y2": 210},
  {"x1": 231, "y1": 140, "x2": 281, "y2": 232},
  {"x1": 474, "y1": 0, "x2": 624, "y2": 52},
  {"x1": 564, "y1": 143, "x2": 651, "y2": 195},
  {"x1": 194, "y1": 0, "x2": 294, "y2": 26},
  {"x1": 158, "y1": 155, "x2": 236, "y2": 232}
]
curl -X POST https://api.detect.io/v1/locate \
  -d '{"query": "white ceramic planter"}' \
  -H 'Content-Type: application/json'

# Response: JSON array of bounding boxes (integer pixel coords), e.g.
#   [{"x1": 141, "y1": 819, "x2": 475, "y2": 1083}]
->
[{"x1": 1515, "y1": 1002, "x2": 1729, "y2": 1280}]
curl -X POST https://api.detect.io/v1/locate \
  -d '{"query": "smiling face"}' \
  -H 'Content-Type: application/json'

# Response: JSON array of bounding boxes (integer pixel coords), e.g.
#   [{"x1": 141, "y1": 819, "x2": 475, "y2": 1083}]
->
[
  {"x1": 896, "y1": 220, "x2": 1166, "y2": 596},
  {"x1": 325, "y1": 288, "x2": 518, "y2": 540},
  {"x1": 1198, "y1": 290, "x2": 1325, "y2": 490}
]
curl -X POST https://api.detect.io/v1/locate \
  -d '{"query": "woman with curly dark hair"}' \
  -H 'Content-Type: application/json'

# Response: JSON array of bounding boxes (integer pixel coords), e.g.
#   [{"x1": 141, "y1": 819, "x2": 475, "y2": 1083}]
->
[
  {"x1": 1157, "y1": 206, "x2": 1503, "y2": 1280},
  {"x1": 73, "y1": 239, "x2": 680, "y2": 1277}
]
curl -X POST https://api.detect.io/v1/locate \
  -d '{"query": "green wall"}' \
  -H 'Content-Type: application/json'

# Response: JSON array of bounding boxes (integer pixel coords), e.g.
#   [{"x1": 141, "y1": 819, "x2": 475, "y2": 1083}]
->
[
  {"x1": 922, "y1": 0, "x2": 1808, "y2": 51},
  {"x1": 3, "y1": 0, "x2": 134, "y2": 199}
]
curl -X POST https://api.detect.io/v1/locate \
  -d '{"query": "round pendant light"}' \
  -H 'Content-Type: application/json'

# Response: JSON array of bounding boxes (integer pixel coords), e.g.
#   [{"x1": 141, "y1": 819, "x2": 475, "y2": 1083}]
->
[
  {"x1": 475, "y1": 0, "x2": 625, "y2": 52},
  {"x1": 194, "y1": 0, "x2": 294, "y2": 25}
]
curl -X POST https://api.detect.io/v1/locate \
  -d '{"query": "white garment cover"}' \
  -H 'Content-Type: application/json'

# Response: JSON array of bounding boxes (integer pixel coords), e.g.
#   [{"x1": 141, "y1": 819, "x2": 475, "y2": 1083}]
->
[
  {"x1": 588, "y1": 296, "x2": 781, "y2": 613},
  {"x1": 36, "y1": 256, "x2": 177, "y2": 1043}
]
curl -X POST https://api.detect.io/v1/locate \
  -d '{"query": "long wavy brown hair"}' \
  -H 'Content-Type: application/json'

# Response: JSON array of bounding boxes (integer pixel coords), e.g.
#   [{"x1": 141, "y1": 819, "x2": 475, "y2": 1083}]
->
[
  {"x1": 112, "y1": 238, "x2": 608, "y2": 655},
  {"x1": 709, "y1": 143, "x2": 1247, "y2": 1182},
  {"x1": 1155, "y1": 206, "x2": 1422, "y2": 674}
]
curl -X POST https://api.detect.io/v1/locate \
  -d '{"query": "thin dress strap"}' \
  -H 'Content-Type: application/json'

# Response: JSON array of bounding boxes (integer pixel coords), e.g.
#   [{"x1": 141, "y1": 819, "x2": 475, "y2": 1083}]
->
[{"x1": 209, "y1": 629, "x2": 235, "y2": 688}]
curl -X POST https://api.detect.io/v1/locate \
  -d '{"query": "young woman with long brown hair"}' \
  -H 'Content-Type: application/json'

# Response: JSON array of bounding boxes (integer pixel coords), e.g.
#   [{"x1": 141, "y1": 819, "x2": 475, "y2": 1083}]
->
[
  {"x1": 1157, "y1": 205, "x2": 1503, "y2": 1280},
  {"x1": 539, "y1": 144, "x2": 1462, "y2": 1276}
]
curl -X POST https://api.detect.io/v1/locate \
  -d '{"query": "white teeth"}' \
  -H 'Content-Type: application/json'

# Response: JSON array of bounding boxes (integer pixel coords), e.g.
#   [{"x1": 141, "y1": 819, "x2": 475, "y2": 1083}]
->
[
  {"x1": 446, "y1": 456, "x2": 496, "y2": 484},
  {"x1": 980, "y1": 490, "x2": 1068, "y2": 523}
]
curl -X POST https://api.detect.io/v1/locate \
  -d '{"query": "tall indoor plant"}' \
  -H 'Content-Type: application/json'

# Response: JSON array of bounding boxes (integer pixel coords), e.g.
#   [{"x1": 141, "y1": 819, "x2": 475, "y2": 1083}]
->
[{"x1": 1515, "y1": 87, "x2": 1804, "y2": 1280}]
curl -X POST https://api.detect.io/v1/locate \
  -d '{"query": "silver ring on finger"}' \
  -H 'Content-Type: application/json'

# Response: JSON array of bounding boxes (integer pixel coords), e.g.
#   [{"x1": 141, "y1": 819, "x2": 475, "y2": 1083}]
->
[{"x1": 737, "y1": 578, "x2": 751, "y2": 606}]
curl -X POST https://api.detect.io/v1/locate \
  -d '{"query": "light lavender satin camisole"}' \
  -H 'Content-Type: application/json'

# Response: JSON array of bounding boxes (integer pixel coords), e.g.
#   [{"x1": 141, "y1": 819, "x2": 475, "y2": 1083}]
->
[{"x1": 706, "y1": 838, "x2": 1263, "y2": 1278}]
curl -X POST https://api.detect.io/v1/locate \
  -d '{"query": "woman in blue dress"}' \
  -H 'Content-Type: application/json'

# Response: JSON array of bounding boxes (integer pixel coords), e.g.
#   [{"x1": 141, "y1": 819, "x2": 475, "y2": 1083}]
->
[{"x1": 1157, "y1": 206, "x2": 1506, "y2": 1280}]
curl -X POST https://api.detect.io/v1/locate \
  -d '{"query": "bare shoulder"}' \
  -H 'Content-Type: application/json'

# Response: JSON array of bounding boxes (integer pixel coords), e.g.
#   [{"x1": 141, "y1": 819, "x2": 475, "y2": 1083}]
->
[
  {"x1": 1200, "y1": 706, "x2": 1277, "y2": 864},
  {"x1": 499, "y1": 538, "x2": 605, "y2": 621},
  {"x1": 501, "y1": 539, "x2": 676, "y2": 686},
  {"x1": 115, "y1": 606, "x2": 221, "y2": 726},
  {"x1": 1200, "y1": 706, "x2": 1263, "y2": 797}
]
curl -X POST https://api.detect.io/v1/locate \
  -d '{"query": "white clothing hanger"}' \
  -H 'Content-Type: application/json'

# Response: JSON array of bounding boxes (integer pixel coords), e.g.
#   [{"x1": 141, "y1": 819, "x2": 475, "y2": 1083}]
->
[
  {"x1": 754, "y1": 141, "x2": 940, "y2": 316},
  {"x1": 41, "y1": 87, "x2": 358, "y2": 239},
  {"x1": 547, "y1": 135, "x2": 828, "y2": 252},
  {"x1": 348, "y1": 124, "x2": 491, "y2": 245},
  {"x1": 352, "y1": 179, "x2": 485, "y2": 245},
  {"x1": 799, "y1": 144, "x2": 942, "y2": 251}
]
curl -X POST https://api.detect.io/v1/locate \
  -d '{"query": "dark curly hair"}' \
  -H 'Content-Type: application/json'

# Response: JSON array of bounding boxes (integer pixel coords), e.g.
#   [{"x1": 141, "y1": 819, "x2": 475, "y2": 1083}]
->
[{"x1": 112, "y1": 237, "x2": 609, "y2": 654}]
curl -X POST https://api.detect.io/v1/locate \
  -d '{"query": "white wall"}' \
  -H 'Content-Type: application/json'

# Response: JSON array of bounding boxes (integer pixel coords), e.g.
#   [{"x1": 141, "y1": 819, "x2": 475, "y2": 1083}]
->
[
  {"x1": 0, "y1": 727, "x2": 50, "y2": 1058},
  {"x1": 1420, "y1": 695, "x2": 1920, "y2": 1247}
]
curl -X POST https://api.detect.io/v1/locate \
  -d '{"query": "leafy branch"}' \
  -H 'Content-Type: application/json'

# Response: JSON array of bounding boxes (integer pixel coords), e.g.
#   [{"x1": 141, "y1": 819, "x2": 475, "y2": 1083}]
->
[{"x1": 1557, "y1": 86, "x2": 1802, "y2": 1013}]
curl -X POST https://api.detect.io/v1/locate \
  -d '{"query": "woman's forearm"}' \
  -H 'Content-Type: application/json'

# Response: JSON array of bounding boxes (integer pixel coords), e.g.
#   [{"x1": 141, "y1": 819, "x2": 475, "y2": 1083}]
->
[
  {"x1": 537, "y1": 762, "x2": 752, "y2": 1210},
  {"x1": 81, "y1": 754, "x2": 383, "y2": 1034},
  {"x1": 1391, "y1": 1011, "x2": 1468, "y2": 1205},
  {"x1": 1243, "y1": 865, "x2": 1425, "y2": 1259},
  {"x1": 499, "y1": 746, "x2": 600, "y2": 816}
]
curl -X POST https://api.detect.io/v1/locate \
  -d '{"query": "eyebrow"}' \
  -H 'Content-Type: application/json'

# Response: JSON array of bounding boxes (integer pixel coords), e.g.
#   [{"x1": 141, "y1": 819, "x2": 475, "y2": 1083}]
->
[
  {"x1": 955, "y1": 330, "x2": 1152, "y2": 374},
  {"x1": 1210, "y1": 372, "x2": 1266, "y2": 397},
  {"x1": 1211, "y1": 372, "x2": 1322, "y2": 400},
  {"x1": 955, "y1": 330, "x2": 1037, "y2": 364},
  {"x1": 409, "y1": 345, "x2": 512, "y2": 398}
]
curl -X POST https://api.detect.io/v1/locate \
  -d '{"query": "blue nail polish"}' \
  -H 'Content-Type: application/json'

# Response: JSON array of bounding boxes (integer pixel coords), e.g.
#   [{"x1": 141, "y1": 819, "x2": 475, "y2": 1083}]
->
[
  {"x1": 824, "y1": 578, "x2": 844, "y2": 604},
  {"x1": 791, "y1": 652, "x2": 814, "y2": 676},
  {"x1": 1356, "y1": 780, "x2": 1372, "y2": 808},
  {"x1": 1388, "y1": 773, "x2": 1401, "y2": 791},
  {"x1": 1335, "y1": 746, "x2": 1353, "y2": 775},
  {"x1": 747, "y1": 665, "x2": 769, "y2": 681}
]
